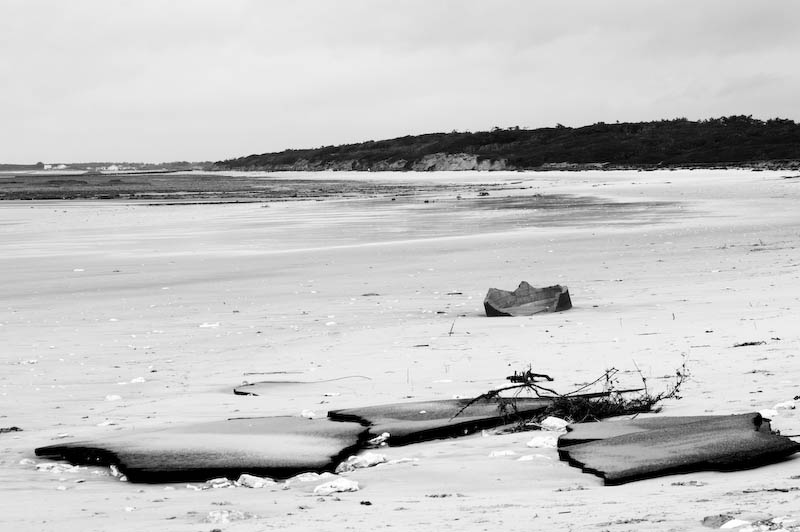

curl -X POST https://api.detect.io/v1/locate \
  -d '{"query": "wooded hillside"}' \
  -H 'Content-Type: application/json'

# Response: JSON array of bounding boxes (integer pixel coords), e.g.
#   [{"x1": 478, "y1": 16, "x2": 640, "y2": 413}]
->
[{"x1": 215, "y1": 116, "x2": 800, "y2": 171}]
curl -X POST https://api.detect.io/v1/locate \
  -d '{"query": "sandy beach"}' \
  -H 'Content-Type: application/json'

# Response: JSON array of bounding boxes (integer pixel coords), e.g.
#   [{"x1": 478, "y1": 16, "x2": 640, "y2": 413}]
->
[{"x1": 2, "y1": 169, "x2": 799, "y2": 531}]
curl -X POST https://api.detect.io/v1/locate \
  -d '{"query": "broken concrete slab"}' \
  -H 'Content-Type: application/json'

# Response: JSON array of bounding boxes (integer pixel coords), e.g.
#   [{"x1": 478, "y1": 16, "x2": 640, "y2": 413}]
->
[
  {"x1": 557, "y1": 413, "x2": 800, "y2": 485},
  {"x1": 484, "y1": 282, "x2": 572, "y2": 317},
  {"x1": 233, "y1": 376, "x2": 371, "y2": 396},
  {"x1": 558, "y1": 415, "x2": 730, "y2": 447},
  {"x1": 328, "y1": 397, "x2": 553, "y2": 445},
  {"x1": 35, "y1": 416, "x2": 368, "y2": 483}
]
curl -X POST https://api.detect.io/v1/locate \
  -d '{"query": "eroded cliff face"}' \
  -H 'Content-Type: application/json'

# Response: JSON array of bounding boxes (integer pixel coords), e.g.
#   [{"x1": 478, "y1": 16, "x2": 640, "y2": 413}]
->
[
  {"x1": 231, "y1": 153, "x2": 508, "y2": 172},
  {"x1": 410, "y1": 153, "x2": 508, "y2": 171}
]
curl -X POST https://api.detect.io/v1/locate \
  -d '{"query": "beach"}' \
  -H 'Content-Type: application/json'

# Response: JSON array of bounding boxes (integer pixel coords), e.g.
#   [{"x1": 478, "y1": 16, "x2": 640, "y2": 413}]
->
[{"x1": 2, "y1": 169, "x2": 799, "y2": 531}]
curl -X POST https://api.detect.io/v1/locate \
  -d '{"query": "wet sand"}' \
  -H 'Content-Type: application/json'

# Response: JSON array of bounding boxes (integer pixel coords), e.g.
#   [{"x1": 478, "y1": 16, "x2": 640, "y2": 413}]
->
[{"x1": 1, "y1": 169, "x2": 799, "y2": 531}]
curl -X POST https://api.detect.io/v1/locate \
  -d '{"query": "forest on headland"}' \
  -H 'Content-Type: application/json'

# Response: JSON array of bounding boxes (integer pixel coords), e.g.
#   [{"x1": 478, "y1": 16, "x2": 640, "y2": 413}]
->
[{"x1": 215, "y1": 116, "x2": 800, "y2": 172}]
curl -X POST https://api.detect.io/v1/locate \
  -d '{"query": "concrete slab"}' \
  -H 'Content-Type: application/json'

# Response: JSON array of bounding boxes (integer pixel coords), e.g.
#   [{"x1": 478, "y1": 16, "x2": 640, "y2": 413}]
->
[
  {"x1": 35, "y1": 416, "x2": 368, "y2": 483},
  {"x1": 557, "y1": 413, "x2": 800, "y2": 485},
  {"x1": 484, "y1": 282, "x2": 571, "y2": 317},
  {"x1": 329, "y1": 397, "x2": 553, "y2": 445},
  {"x1": 233, "y1": 376, "x2": 371, "y2": 396}
]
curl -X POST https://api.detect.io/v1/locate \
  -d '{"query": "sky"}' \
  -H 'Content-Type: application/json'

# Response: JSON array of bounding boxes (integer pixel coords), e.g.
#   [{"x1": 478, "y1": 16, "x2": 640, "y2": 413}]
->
[{"x1": 2, "y1": 0, "x2": 799, "y2": 163}]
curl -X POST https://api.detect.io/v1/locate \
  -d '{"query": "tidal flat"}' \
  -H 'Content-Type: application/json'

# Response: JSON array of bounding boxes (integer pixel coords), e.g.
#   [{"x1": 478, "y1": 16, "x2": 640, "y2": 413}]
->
[{"x1": 2, "y1": 169, "x2": 799, "y2": 531}]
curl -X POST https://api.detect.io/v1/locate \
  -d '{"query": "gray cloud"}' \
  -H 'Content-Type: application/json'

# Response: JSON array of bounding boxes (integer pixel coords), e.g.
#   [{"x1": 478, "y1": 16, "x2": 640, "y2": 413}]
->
[{"x1": 2, "y1": 0, "x2": 798, "y2": 163}]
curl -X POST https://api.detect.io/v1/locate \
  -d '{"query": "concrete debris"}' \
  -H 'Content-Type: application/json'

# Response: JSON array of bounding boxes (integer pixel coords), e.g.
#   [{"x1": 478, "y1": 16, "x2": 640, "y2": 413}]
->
[
  {"x1": 237, "y1": 473, "x2": 277, "y2": 488},
  {"x1": 313, "y1": 477, "x2": 360, "y2": 496},
  {"x1": 540, "y1": 416, "x2": 570, "y2": 432},
  {"x1": 559, "y1": 413, "x2": 800, "y2": 485},
  {"x1": 329, "y1": 396, "x2": 552, "y2": 445},
  {"x1": 484, "y1": 282, "x2": 572, "y2": 317},
  {"x1": 335, "y1": 452, "x2": 387, "y2": 473}
]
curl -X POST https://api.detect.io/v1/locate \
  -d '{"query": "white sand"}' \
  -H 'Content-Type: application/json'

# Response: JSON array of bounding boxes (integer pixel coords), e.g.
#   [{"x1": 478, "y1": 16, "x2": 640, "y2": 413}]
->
[{"x1": 1, "y1": 169, "x2": 799, "y2": 530}]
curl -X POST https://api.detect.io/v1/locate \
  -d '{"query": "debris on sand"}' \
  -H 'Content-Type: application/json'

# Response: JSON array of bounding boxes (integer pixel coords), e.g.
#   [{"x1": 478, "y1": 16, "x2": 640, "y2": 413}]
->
[
  {"x1": 232, "y1": 376, "x2": 371, "y2": 396},
  {"x1": 335, "y1": 452, "x2": 387, "y2": 473},
  {"x1": 0, "y1": 426, "x2": 22, "y2": 434},
  {"x1": 558, "y1": 413, "x2": 800, "y2": 485},
  {"x1": 206, "y1": 477, "x2": 235, "y2": 489},
  {"x1": 314, "y1": 477, "x2": 359, "y2": 496},
  {"x1": 237, "y1": 473, "x2": 277, "y2": 488},
  {"x1": 733, "y1": 341, "x2": 766, "y2": 347},
  {"x1": 483, "y1": 282, "x2": 572, "y2": 317},
  {"x1": 539, "y1": 416, "x2": 569, "y2": 432},
  {"x1": 702, "y1": 515, "x2": 800, "y2": 530}
]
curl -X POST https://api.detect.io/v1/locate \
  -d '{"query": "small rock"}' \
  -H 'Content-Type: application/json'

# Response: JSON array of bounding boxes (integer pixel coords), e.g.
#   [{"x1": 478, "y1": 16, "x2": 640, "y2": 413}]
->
[
  {"x1": 702, "y1": 515, "x2": 734, "y2": 528},
  {"x1": 775, "y1": 401, "x2": 796, "y2": 410},
  {"x1": 313, "y1": 478, "x2": 360, "y2": 496},
  {"x1": 300, "y1": 409, "x2": 319, "y2": 419},
  {"x1": 367, "y1": 432, "x2": 390, "y2": 446},
  {"x1": 540, "y1": 416, "x2": 569, "y2": 432},
  {"x1": 206, "y1": 477, "x2": 234, "y2": 489},
  {"x1": 335, "y1": 452, "x2": 387, "y2": 473},
  {"x1": 671, "y1": 480, "x2": 707, "y2": 487},
  {"x1": 237, "y1": 474, "x2": 276, "y2": 488}
]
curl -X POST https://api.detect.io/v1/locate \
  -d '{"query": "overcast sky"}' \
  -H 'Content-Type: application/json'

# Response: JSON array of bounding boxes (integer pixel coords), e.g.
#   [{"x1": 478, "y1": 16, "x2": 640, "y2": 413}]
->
[{"x1": 2, "y1": 0, "x2": 799, "y2": 163}]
